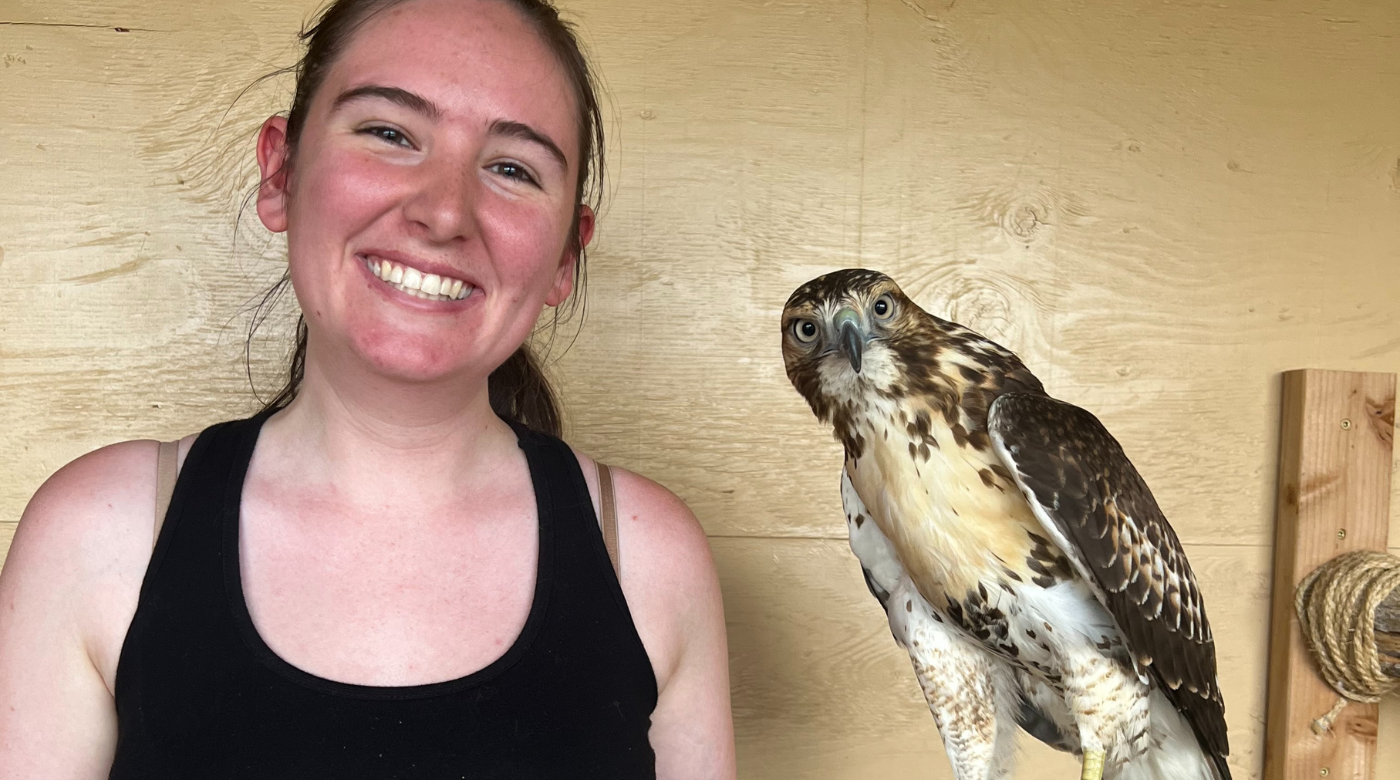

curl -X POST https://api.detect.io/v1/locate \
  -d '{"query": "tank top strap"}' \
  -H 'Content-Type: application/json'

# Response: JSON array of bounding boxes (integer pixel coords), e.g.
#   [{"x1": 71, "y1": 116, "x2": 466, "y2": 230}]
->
[
  {"x1": 505, "y1": 421, "x2": 630, "y2": 610},
  {"x1": 136, "y1": 411, "x2": 269, "y2": 624}
]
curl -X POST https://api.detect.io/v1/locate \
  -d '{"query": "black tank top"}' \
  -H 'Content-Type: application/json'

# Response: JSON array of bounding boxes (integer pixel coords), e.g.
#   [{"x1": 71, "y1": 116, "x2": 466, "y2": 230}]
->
[{"x1": 109, "y1": 412, "x2": 658, "y2": 779}]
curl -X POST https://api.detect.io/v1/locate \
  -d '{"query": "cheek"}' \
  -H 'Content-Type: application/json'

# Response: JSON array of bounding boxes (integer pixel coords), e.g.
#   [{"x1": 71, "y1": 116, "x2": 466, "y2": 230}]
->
[
  {"x1": 288, "y1": 150, "x2": 396, "y2": 246},
  {"x1": 284, "y1": 150, "x2": 400, "y2": 302},
  {"x1": 480, "y1": 201, "x2": 571, "y2": 295}
]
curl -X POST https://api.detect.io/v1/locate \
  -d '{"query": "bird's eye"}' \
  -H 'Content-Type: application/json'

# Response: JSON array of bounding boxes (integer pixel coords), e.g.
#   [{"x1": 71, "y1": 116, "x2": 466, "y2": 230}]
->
[
  {"x1": 872, "y1": 294, "x2": 895, "y2": 321},
  {"x1": 793, "y1": 319, "x2": 820, "y2": 344}
]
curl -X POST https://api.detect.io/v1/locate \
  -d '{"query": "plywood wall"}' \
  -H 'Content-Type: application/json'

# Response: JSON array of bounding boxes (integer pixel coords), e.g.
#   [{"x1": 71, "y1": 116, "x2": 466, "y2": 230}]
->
[{"x1": 2, "y1": 1, "x2": 1398, "y2": 777}]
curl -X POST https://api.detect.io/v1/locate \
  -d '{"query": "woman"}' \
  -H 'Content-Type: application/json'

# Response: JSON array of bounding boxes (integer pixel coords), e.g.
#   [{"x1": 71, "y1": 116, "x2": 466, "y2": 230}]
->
[{"x1": 0, "y1": 0, "x2": 735, "y2": 777}]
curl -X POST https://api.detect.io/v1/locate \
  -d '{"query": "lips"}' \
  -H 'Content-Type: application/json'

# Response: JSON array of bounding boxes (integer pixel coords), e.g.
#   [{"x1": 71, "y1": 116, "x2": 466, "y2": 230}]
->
[{"x1": 360, "y1": 254, "x2": 473, "y2": 302}]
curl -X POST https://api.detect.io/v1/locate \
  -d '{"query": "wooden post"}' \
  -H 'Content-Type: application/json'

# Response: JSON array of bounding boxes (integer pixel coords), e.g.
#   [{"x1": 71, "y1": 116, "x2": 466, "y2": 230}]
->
[
  {"x1": 1379, "y1": 592, "x2": 1400, "y2": 679},
  {"x1": 1265, "y1": 370, "x2": 1396, "y2": 780}
]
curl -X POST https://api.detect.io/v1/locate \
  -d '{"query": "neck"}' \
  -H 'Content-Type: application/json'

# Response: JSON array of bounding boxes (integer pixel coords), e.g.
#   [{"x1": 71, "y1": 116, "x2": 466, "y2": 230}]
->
[{"x1": 257, "y1": 343, "x2": 522, "y2": 507}]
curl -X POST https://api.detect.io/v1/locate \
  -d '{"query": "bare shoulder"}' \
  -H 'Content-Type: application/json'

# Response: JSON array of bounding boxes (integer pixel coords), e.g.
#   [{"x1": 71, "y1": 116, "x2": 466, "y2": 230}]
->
[
  {"x1": 4, "y1": 435, "x2": 196, "y2": 685},
  {"x1": 18, "y1": 434, "x2": 197, "y2": 533},
  {"x1": 612, "y1": 466, "x2": 715, "y2": 576},
  {"x1": 569, "y1": 448, "x2": 716, "y2": 589},
  {"x1": 15, "y1": 439, "x2": 161, "y2": 557}
]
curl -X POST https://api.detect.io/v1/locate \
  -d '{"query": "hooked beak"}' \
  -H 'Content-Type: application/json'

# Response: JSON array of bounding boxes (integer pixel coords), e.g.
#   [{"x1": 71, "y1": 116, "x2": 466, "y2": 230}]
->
[{"x1": 834, "y1": 308, "x2": 863, "y2": 373}]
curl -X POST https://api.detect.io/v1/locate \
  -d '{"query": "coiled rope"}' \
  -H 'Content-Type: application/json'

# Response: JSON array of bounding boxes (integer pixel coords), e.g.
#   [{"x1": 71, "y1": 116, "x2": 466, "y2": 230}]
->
[{"x1": 1294, "y1": 550, "x2": 1400, "y2": 734}]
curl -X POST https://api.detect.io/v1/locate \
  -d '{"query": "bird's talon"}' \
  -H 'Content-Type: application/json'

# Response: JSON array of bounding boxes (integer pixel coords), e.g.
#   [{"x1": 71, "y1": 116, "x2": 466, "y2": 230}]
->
[{"x1": 1080, "y1": 749, "x2": 1105, "y2": 780}]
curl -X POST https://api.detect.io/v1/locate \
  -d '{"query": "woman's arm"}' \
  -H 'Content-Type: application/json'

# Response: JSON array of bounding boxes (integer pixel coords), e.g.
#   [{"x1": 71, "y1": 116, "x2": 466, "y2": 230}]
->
[
  {"x1": 0, "y1": 442, "x2": 158, "y2": 779},
  {"x1": 605, "y1": 467, "x2": 737, "y2": 780}
]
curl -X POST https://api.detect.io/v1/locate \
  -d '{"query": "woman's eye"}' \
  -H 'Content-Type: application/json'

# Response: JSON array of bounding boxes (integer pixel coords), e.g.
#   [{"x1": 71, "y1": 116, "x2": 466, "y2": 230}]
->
[
  {"x1": 794, "y1": 319, "x2": 819, "y2": 344},
  {"x1": 872, "y1": 294, "x2": 894, "y2": 320},
  {"x1": 490, "y1": 162, "x2": 538, "y2": 186},
  {"x1": 362, "y1": 126, "x2": 411, "y2": 148}
]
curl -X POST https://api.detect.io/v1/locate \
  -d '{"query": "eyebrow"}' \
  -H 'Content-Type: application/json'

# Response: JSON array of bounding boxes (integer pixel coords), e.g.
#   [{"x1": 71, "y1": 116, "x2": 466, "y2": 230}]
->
[
  {"x1": 331, "y1": 84, "x2": 569, "y2": 170},
  {"x1": 332, "y1": 85, "x2": 442, "y2": 120},
  {"x1": 489, "y1": 119, "x2": 568, "y2": 169}
]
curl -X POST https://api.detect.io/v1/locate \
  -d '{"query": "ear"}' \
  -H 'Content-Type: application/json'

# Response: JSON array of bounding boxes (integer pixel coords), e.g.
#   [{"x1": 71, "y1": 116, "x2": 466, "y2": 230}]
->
[
  {"x1": 545, "y1": 204, "x2": 595, "y2": 307},
  {"x1": 255, "y1": 115, "x2": 293, "y2": 234}
]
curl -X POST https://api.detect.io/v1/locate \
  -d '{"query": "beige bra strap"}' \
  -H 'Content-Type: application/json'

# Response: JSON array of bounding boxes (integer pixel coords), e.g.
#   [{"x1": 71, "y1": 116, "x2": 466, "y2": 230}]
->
[
  {"x1": 596, "y1": 462, "x2": 620, "y2": 580},
  {"x1": 153, "y1": 440, "x2": 179, "y2": 551}
]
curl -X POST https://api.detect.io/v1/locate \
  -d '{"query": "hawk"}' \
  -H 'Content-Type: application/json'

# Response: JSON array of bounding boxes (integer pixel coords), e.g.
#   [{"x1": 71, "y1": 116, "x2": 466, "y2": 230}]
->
[{"x1": 781, "y1": 269, "x2": 1229, "y2": 780}]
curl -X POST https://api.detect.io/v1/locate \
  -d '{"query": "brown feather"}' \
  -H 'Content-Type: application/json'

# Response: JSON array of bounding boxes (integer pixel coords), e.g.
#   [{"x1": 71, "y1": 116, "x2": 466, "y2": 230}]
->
[{"x1": 989, "y1": 393, "x2": 1230, "y2": 777}]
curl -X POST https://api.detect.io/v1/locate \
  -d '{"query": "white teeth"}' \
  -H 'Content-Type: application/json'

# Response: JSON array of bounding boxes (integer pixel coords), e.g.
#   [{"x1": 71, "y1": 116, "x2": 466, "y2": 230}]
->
[{"x1": 365, "y1": 255, "x2": 471, "y2": 302}]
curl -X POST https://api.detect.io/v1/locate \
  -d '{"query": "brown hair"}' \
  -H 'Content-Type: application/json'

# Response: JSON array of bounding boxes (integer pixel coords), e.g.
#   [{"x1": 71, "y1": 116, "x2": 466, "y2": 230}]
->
[{"x1": 252, "y1": 0, "x2": 604, "y2": 437}]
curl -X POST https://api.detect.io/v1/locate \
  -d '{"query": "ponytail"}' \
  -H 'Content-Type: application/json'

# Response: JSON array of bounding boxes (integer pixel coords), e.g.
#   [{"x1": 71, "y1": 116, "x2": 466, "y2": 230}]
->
[{"x1": 488, "y1": 344, "x2": 563, "y2": 437}]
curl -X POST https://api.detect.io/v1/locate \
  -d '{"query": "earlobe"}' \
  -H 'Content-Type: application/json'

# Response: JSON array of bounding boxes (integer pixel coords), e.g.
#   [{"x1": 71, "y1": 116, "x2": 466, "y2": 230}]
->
[
  {"x1": 255, "y1": 116, "x2": 292, "y2": 234},
  {"x1": 545, "y1": 204, "x2": 595, "y2": 307}
]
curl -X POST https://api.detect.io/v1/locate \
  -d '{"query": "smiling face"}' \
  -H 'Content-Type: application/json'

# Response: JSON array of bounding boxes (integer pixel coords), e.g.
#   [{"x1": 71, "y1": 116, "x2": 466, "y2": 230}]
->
[{"x1": 256, "y1": 0, "x2": 591, "y2": 386}]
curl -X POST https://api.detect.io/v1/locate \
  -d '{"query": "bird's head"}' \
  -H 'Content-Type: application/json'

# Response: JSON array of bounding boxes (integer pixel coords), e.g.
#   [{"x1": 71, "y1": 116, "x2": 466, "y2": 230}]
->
[
  {"x1": 782, "y1": 268, "x2": 952, "y2": 420},
  {"x1": 782, "y1": 269, "x2": 1044, "y2": 459}
]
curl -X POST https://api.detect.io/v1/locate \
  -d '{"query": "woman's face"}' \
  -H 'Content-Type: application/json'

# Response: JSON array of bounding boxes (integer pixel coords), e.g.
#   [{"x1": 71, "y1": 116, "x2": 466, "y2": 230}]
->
[{"x1": 256, "y1": 0, "x2": 591, "y2": 386}]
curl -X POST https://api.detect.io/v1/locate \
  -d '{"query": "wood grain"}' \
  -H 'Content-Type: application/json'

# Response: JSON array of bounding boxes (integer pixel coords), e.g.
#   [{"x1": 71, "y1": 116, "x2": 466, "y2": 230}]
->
[
  {"x1": 1265, "y1": 370, "x2": 1397, "y2": 780},
  {"x1": 2, "y1": 1, "x2": 1400, "y2": 778}
]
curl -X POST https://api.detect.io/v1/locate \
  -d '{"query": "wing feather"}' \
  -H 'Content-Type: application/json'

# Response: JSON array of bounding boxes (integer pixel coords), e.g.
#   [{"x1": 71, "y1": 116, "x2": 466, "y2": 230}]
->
[{"x1": 987, "y1": 392, "x2": 1229, "y2": 776}]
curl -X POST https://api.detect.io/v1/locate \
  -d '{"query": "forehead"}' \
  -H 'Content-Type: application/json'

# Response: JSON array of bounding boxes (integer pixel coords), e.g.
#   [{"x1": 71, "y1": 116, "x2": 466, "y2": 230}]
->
[
  {"x1": 784, "y1": 268, "x2": 894, "y2": 313},
  {"x1": 322, "y1": 0, "x2": 579, "y2": 155}
]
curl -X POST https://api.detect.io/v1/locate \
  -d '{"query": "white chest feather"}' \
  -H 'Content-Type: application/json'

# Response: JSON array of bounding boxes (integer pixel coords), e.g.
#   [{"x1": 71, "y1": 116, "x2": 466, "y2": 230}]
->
[{"x1": 845, "y1": 398, "x2": 1037, "y2": 600}]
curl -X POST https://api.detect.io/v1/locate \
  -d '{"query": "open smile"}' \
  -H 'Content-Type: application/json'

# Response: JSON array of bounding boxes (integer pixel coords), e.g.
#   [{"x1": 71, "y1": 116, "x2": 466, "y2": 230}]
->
[{"x1": 360, "y1": 254, "x2": 474, "y2": 302}]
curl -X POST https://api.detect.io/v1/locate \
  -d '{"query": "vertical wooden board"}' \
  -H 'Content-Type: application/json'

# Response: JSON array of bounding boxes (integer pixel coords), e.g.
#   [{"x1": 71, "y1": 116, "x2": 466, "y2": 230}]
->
[
  {"x1": 1381, "y1": 693, "x2": 1400, "y2": 776},
  {"x1": 1265, "y1": 370, "x2": 1396, "y2": 780},
  {"x1": 716, "y1": 537, "x2": 1269, "y2": 779}
]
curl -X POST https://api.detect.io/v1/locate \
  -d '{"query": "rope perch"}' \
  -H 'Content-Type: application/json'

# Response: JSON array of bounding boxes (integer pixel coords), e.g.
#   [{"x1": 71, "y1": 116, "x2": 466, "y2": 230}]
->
[{"x1": 1294, "y1": 550, "x2": 1400, "y2": 734}]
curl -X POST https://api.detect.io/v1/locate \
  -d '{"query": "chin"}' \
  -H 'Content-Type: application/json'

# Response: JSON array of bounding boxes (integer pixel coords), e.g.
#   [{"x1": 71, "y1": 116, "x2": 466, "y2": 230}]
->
[
  {"x1": 349, "y1": 330, "x2": 485, "y2": 384},
  {"x1": 323, "y1": 300, "x2": 533, "y2": 386}
]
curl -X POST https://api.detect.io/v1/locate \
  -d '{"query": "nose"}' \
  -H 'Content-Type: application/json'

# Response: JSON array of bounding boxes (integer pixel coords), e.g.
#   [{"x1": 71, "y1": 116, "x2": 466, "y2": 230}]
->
[{"x1": 402, "y1": 159, "x2": 477, "y2": 244}]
